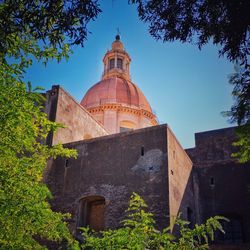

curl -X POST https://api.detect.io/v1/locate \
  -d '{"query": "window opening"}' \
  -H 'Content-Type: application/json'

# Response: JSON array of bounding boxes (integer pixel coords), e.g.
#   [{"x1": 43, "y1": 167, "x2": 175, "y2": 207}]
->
[
  {"x1": 120, "y1": 127, "x2": 133, "y2": 133},
  {"x1": 141, "y1": 146, "x2": 144, "y2": 156},
  {"x1": 109, "y1": 58, "x2": 115, "y2": 69},
  {"x1": 117, "y1": 58, "x2": 123, "y2": 69},
  {"x1": 210, "y1": 177, "x2": 215, "y2": 186},
  {"x1": 65, "y1": 159, "x2": 69, "y2": 168}
]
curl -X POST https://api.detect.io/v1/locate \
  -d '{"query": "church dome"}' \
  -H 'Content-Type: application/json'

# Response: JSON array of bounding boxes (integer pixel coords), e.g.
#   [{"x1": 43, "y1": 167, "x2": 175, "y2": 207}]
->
[
  {"x1": 80, "y1": 35, "x2": 158, "y2": 134},
  {"x1": 80, "y1": 77, "x2": 152, "y2": 113}
]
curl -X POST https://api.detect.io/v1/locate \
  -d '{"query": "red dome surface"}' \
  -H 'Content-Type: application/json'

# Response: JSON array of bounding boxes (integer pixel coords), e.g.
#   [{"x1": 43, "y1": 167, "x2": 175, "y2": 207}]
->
[{"x1": 80, "y1": 77, "x2": 152, "y2": 113}]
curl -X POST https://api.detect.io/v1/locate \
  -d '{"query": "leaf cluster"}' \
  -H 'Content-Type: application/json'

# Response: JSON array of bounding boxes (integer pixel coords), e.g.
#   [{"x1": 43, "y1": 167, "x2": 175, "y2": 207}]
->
[
  {"x1": 225, "y1": 65, "x2": 250, "y2": 125},
  {"x1": 0, "y1": 0, "x2": 101, "y2": 68},
  {"x1": 0, "y1": 1, "x2": 102, "y2": 248},
  {"x1": 81, "y1": 193, "x2": 227, "y2": 250},
  {"x1": 0, "y1": 64, "x2": 78, "y2": 248},
  {"x1": 222, "y1": 64, "x2": 250, "y2": 163},
  {"x1": 130, "y1": 0, "x2": 250, "y2": 66},
  {"x1": 232, "y1": 123, "x2": 250, "y2": 163}
]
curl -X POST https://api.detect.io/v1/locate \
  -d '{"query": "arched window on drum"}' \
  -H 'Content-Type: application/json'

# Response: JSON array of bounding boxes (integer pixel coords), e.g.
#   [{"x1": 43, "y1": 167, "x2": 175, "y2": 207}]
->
[{"x1": 120, "y1": 120, "x2": 135, "y2": 132}]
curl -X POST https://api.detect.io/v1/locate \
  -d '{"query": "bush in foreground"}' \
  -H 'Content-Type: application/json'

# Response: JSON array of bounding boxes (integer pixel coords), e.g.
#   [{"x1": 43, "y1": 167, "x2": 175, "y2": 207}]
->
[{"x1": 81, "y1": 193, "x2": 227, "y2": 250}]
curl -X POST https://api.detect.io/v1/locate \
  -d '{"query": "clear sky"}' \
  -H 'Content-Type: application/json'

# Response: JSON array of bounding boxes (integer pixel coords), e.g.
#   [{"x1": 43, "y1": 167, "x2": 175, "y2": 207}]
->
[{"x1": 24, "y1": 0, "x2": 235, "y2": 149}]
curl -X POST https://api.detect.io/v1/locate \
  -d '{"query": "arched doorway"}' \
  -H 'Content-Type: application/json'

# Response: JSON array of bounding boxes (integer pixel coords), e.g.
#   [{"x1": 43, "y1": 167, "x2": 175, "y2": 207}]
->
[{"x1": 78, "y1": 196, "x2": 105, "y2": 232}]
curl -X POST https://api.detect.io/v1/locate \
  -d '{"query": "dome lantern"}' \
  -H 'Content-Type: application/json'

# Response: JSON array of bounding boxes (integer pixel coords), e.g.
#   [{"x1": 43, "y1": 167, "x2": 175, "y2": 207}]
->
[{"x1": 102, "y1": 35, "x2": 131, "y2": 81}]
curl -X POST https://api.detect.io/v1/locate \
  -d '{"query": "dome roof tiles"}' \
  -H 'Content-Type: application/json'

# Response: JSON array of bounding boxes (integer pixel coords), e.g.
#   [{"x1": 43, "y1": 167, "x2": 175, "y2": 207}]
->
[{"x1": 80, "y1": 77, "x2": 152, "y2": 113}]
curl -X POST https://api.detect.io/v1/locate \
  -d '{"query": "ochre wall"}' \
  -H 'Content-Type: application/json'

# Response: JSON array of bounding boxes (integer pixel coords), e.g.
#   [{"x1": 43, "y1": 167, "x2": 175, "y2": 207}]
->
[
  {"x1": 89, "y1": 107, "x2": 156, "y2": 134},
  {"x1": 45, "y1": 86, "x2": 108, "y2": 145}
]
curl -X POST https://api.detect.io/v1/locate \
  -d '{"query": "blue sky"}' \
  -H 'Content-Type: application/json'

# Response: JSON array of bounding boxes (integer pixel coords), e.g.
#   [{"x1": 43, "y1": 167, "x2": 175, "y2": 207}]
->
[{"x1": 24, "y1": 0, "x2": 235, "y2": 149}]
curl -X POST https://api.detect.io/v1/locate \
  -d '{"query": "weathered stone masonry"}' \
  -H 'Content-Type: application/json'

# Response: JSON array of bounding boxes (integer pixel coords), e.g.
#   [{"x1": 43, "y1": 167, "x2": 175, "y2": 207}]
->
[
  {"x1": 45, "y1": 124, "x2": 193, "y2": 236},
  {"x1": 186, "y1": 128, "x2": 250, "y2": 246}
]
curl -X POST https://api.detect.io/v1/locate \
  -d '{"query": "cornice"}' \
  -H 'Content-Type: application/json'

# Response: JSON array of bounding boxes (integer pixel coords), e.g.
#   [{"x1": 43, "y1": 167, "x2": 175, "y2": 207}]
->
[{"x1": 87, "y1": 103, "x2": 158, "y2": 124}]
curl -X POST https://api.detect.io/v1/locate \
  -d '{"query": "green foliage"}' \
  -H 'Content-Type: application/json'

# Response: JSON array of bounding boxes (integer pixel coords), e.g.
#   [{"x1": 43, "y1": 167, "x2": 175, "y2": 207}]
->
[
  {"x1": 81, "y1": 193, "x2": 227, "y2": 250},
  {"x1": 130, "y1": 0, "x2": 250, "y2": 66},
  {"x1": 0, "y1": 72, "x2": 78, "y2": 248},
  {"x1": 130, "y1": 0, "x2": 250, "y2": 64},
  {"x1": 222, "y1": 64, "x2": 250, "y2": 163},
  {"x1": 0, "y1": 0, "x2": 99, "y2": 248},
  {"x1": 232, "y1": 124, "x2": 250, "y2": 163},
  {"x1": 0, "y1": 0, "x2": 101, "y2": 66},
  {"x1": 224, "y1": 65, "x2": 250, "y2": 125}
]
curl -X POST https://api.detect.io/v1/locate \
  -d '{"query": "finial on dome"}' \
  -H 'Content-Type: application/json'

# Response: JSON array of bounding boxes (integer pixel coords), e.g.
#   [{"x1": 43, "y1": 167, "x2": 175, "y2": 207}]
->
[
  {"x1": 115, "y1": 34, "x2": 120, "y2": 41},
  {"x1": 115, "y1": 28, "x2": 120, "y2": 41}
]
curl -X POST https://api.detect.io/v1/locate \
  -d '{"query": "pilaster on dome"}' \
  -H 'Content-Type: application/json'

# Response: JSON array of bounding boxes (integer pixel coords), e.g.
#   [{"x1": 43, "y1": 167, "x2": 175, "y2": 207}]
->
[{"x1": 102, "y1": 35, "x2": 131, "y2": 81}]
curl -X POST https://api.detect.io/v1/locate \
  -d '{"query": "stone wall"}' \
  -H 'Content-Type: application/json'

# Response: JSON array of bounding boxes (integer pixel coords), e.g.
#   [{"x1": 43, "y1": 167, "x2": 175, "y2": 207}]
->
[
  {"x1": 45, "y1": 124, "x2": 194, "y2": 236},
  {"x1": 167, "y1": 127, "x2": 194, "y2": 228},
  {"x1": 196, "y1": 162, "x2": 250, "y2": 244},
  {"x1": 186, "y1": 127, "x2": 237, "y2": 168},
  {"x1": 186, "y1": 127, "x2": 250, "y2": 248},
  {"x1": 44, "y1": 85, "x2": 108, "y2": 145}
]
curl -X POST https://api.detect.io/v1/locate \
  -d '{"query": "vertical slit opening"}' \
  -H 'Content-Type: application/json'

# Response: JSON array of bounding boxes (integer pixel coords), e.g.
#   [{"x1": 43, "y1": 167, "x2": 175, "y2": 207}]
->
[
  {"x1": 141, "y1": 146, "x2": 144, "y2": 156},
  {"x1": 65, "y1": 159, "x2": 69, "y2": 168},
  {"x1": 210, "y1": 177, "x2": 215, "y2": 186}
]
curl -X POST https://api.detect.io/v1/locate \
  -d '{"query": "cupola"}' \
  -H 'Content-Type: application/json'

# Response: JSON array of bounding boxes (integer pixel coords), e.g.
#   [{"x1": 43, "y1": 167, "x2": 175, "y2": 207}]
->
[
  {"x1": 80, "y1": 35, "x2": 158, "y2": 134},
  {"x1": 102, "y1": 34, "x2": 131, "y2": 81}
]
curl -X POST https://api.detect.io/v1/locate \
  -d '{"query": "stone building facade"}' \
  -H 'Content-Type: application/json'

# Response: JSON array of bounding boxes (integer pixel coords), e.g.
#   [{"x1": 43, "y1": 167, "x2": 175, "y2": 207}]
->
[{"x1": 44, "y1": 36, "x2": 250, "y2": 249}]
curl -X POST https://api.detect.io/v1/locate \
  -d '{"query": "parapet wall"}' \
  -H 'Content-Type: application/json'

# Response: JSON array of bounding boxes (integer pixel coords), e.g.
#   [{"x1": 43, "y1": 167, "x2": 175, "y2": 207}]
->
[
  {"x1": 186, "y1": 127, "x2": 237, "y2": 168},
  {"x1": 45, "y1": 85, "x2": 108, "y2": 145}
]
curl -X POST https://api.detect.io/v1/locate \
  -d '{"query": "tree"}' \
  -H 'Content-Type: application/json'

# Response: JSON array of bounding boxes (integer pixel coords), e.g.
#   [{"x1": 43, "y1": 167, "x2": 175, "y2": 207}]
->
[
  {"x1": 223, "y1": 65, "x2": 250, "y2": 163},
  {"x1": 82, "y1": 193, "x2": 227, "y2": 250},
  {"x1": 232, "y1": 124, "x2": 250, "y2": 163},
  {"x1": 0, "y1": 0, "x2": 101, "y2": 64},
  {"x1": 226, "y1": 65, "x2": 250, "y2": 125},
  {"x1": 0, "y1": 0, "x2": 101, "y2": 248},
  {"x1": 0, "y1": 77, "x2": 78, "y2": 249},
  {"x1": 130, "y1": 0, "x2": 250, "y2": 67}
]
